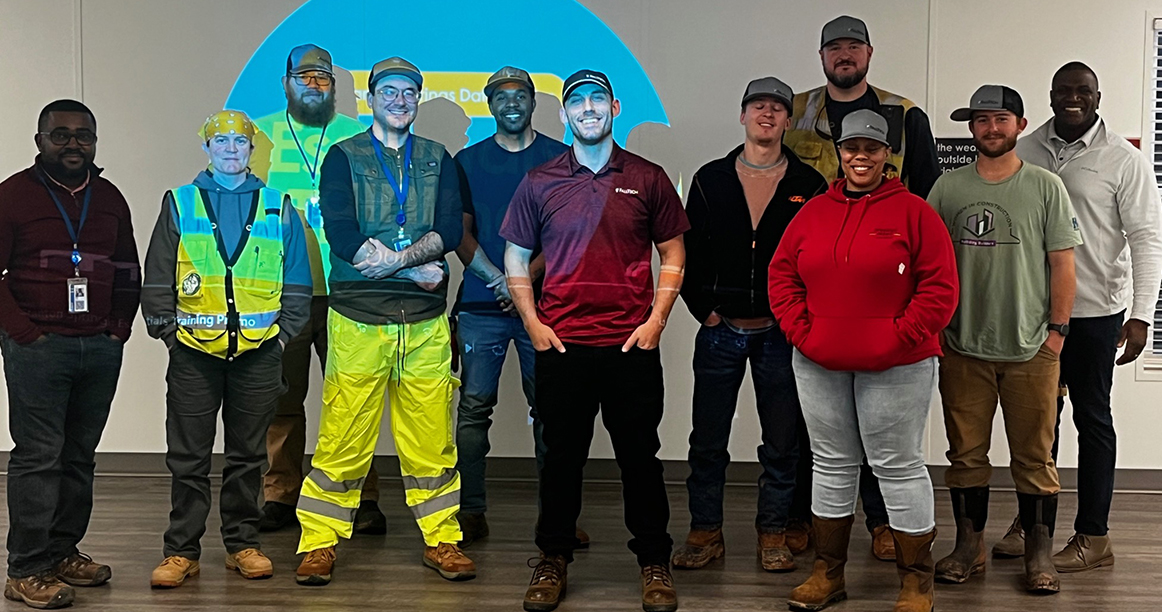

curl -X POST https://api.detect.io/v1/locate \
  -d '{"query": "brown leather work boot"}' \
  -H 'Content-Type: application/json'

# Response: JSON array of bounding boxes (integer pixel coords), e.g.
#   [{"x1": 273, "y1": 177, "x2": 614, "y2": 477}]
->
[
  {"x1": 1019, "y1": 493, "x2": 1060, "y2": 594},
  {"x1": 1053, "y1": 533, "x2": 1114, "y2": 573},
  {"x1": 423, "y1": 543, "x2": 476, "y2": 581},
  {"x1": 671, "y1": 528, "x2": 724, "y2": 569},
  {"x1": 992, "y1": 515, "x2": 1025, "y2": 558},
  {"x1": 758, "y1": 531, "x2": 795, "y2": 572},
  {"x1": 55, "y1": 551, "x2": 111, "y2": 587},
  {"x1": 786, "y1": 519, "x2": 813, "y2": 555},
  {"x1": 524, "y1": 554, "x2": 567, "y2": 611},
  {"x1": 788, "y1": 515, "x2": 853, "y2": 611},
  {"x1": 891, "y1": 529, "x2": 936, "y2": 612},
  {"x1": 935, "y1": 488, "x2": 987, "y2": 583},
  {"x1": 641, "y1": 564, "x2": 678, "y2": 612},
  {"x1": 225, "y1": 548, "x2": 273, "y2": 580},
  {"x1": 872, "y1": 525, "x2": 896, "y2": 561},
  {"x1": 295, "y1": 546, "x2": 335, "y2": 586},
  {"x1": 150, "y1": 556, "x2": 200, "y2": 589},
  {"x1": 4, "y1": 573, "x2": 75, "y2": 609}
]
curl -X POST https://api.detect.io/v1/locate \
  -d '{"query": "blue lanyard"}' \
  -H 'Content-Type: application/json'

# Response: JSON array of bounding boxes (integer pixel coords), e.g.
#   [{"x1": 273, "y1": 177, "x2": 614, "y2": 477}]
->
[
  {"x1": 37, "y1": 171, "x2": 91, "y2": 274},
  {"x1": 370, "y1": 133, "x2": 412, "y2": 228}
]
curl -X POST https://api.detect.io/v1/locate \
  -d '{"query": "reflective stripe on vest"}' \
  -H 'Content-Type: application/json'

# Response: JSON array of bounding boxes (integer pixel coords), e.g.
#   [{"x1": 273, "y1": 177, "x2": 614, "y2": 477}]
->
[
  {"x1": 172, "y1": 184, "x2": 285, "y2": 359},
  {"x1": 785, "y1": 85, "x2": 915, "y2": 184}
]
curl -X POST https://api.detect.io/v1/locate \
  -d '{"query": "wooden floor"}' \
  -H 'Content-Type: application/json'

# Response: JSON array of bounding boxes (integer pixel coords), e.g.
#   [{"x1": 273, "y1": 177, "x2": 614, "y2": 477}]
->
[{"x1": 5, "y1": 476, "x2": 1161, "y2": 611}]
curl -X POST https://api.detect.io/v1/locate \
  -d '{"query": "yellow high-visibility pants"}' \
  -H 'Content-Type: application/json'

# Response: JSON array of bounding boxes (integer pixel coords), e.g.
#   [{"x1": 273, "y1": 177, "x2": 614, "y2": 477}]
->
[{"x1": 297, "y1": 309, "x2": 462, "y2": 553}]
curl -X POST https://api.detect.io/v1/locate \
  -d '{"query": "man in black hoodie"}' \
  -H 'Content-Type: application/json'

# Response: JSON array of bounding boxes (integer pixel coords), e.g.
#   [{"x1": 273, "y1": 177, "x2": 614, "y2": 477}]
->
[{"x1": 675, "y1": 77, "x2": 826, "y2": 572}]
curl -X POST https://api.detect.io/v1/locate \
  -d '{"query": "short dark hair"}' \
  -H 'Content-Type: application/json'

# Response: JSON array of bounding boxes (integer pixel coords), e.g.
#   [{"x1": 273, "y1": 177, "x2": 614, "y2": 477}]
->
[
  {"x1": 38, "y1": 99, "x2": 96, "y2": 132},
  {"x1": 1053, "y1": 61, "x2": 1099, "y2": 88}
]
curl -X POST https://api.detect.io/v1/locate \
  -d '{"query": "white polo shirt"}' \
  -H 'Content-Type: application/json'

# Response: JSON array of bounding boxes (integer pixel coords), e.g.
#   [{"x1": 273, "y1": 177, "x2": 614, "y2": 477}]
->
[{"x1": 1017, "y1": 118, "x2": 1162, "y2": 322}]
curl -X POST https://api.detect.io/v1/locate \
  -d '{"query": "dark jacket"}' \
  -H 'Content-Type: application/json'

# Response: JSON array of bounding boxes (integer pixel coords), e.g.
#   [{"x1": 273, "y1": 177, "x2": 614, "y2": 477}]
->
[{"x1": 681, "y1": 144, "x2": 826, "y2": 324}]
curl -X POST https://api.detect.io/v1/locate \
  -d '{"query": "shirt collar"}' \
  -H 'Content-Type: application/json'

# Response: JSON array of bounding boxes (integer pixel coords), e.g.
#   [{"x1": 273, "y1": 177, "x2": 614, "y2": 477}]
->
[
  {"x1": 565, "y1": 141, "x2": 626, "y2": 176},
  {"x1": 34, "y1": 157, "x2": 91, "y2": 195},
  {"x1": 1048, "y1": 116, "x2": 1103, "y2": 149}
]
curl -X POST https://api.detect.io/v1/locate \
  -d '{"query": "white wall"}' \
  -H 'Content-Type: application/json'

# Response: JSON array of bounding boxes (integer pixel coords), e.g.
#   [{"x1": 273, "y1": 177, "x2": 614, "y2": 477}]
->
[{"x1": 1, "y1": 0, "x2": 1160, "y2": 472}]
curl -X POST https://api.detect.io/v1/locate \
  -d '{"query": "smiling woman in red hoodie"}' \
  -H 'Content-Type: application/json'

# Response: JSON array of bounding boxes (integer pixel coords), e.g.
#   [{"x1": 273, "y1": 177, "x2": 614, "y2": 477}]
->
[{"x1": 769, "y1": 110, "x2": 958, "y2": 612}]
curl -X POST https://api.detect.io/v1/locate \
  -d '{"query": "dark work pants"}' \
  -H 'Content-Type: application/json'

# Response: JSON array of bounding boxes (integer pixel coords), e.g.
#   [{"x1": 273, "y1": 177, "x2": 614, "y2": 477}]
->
[
  {"x1": 685, "y1": 323, "x2": 807, "y2": 532},
  {"x1": 535, "y1": 345, "x2": 672, "y2": 566},
  {"x1": 2, "y1": 334, "x2": 123, "y2": 578},
  {"x1": 164, "y1": 340, "x2": 284, "y2": 559},
  {"x1": 1052, "y1": 312, "x2": 1122, "y2": 536}
]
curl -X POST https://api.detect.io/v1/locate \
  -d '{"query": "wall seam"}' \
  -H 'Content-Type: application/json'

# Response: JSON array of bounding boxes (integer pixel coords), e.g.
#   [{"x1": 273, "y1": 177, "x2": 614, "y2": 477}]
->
[{"x1": 74, "y1": 0, "x2": 84, "y2": 100}]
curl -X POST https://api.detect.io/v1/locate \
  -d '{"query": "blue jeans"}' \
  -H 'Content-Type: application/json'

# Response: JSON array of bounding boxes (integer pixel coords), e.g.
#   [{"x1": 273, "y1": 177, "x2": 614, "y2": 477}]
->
[
  {"x1": 2, "y1": 333, "x2": 123, "y2": 578},
  {"x1": 685, "y1": 323, "x2": 808, "y2": 533},
  {"x1": 454, "y1": 312, "x2": 540, "y2": 515},
  {"x1": 793, "y1": 350, "x2": 937, "y2": 534}
]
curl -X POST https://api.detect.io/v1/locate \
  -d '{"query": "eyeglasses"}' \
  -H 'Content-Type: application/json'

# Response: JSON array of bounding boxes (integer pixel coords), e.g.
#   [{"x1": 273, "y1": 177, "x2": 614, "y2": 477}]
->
[
  {"x1": 375, "y1": 86, "x2": 419, "y2": 104},
  {"x1": 290, "y1": 73, "x2": 333, "y2": 87},
  {"x1": 39, "y1": 129, "x2": 97, "y2": 146}
]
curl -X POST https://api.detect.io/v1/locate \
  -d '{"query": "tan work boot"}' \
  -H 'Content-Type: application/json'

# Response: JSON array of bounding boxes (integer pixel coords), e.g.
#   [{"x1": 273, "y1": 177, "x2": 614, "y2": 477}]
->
[
  {"x1": 4, "y1": 573, "x2": 75, "y2": 609},
  {"x1": 992, "y1": 515, "x2": 1025, "y2": 558},
  {"x1": 872, "y1": 525, "x2": 896, "y2": 561},
  {"x1": 786, "y1": 519, "x2": 813, "y2": 555},
  {"x1": 225, "y1": 548, "x2": 273, "y2": 580},
  {"x1": 423, "y1": 543, "x2": 476, "y2": 581},
  {"x1": 295, "y1": 546, "x2": 335, "y2": 586},
  {"x1": 758, "y1": 531, "x2": 795, "y2": 572},
  {"x1": 1053, "y1": 533, "x2": 1114, "y2": 573},
  {"x1": 641, "y1": 564, "x2": 678, "y2": 612},
  {"x1": 788, "y1": 515, "x2": 853, "y2": 611},
  {"x1": 524, "y1": 554, "x2": 567, "y2": 611},
  {"x1": 671, "y1": 528, "x2": 724, "y2": 569},
  {"x1": 55, "y1": 551, "x2": 111, "y2": 587},
  {"x1": 891, "y1": 529, "x2": 936, "y2": 612},
  {"x1": 150, "y1": 556, "x2": 200, "y2": 589}
]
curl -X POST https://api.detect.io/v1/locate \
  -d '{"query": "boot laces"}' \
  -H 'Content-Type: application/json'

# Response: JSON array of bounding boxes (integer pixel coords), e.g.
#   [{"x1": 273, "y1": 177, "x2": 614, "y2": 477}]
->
[
  {"x1": 28, "y1": 571, "x2": 64, "y2": 592},
  {"x1": 305, "y1": 547, "x2": 335, "y2": 565},
  {"x1": 436, "y1": 543, "x2": 466, "y2": 562},
  {"x1": 528, "y1": 557, "x2": 564, "y2": 584},
  {"x1": 642, "y1": 564, "x2": 673, "y2": 587},
  {"x1": 158, "y1": 556, "x2": 188, "y2": 569}
]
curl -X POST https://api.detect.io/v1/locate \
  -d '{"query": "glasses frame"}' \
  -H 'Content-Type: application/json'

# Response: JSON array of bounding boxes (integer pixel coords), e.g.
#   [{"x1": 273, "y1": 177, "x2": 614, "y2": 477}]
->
[
  {"x1": 289, "y1": 73, "x2": 334, "y2": 87},
  {"x1": 38, "y1": 130, "x2": 97, "y2": 146}
]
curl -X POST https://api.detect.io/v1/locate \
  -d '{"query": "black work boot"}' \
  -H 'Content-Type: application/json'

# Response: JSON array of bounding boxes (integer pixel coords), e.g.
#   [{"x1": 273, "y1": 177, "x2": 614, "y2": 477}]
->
[
  {"x1": 1019, "y1": 493, "x2": 1061, "y2": 594},
  {"x1": 934, "y1": 487, "x2": 988, "y2": 583}
]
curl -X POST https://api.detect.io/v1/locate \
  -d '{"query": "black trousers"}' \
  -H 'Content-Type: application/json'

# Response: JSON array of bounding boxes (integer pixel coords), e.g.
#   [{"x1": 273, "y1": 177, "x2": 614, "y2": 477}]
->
[
  {"x1": 2, "y1": 334, "x2": 123, "y2": 578},
  {"x1": 163, "y1": 340, "x2": 284, "y2": 559},
  {"x1": 1052, "y1": 312, "x2": 1122, "y2": 536},
  {"x1": 535, "y1": 345, "x2": 672, "y2": 566}
]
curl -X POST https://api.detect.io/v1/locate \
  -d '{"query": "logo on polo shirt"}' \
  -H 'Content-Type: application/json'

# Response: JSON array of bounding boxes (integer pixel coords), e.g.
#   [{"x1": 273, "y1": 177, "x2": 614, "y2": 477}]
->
[
  {"x1": 790, "y1": 196, "x2": 806, "y2": 203},
  {"x1": 615, "y1": 187, "x2": 639, "y2": 195}
]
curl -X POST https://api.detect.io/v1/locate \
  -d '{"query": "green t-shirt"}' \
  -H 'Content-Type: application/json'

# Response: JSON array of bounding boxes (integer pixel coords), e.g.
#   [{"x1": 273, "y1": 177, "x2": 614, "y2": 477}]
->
[
  {"x1": 928, "y1": 161, "x2": 1083, "y2": 362},
  {"x1": 252, "y1": 111, "x2": 368, "y2": 295}
]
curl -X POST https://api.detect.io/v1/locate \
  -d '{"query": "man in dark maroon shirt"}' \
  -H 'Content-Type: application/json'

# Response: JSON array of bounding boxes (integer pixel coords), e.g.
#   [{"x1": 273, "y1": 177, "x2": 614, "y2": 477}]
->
[
  {"x1": 502, "y1": 70, "x2": 688, "y2": 612},
  {"x1": 0, "y1": 99, "x2": 140, "y2": 609}
]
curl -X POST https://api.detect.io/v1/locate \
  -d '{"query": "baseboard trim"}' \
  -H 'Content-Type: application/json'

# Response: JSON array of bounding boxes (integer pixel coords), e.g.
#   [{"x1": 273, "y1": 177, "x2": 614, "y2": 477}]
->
[{"x1": 1, "y1": 452, "x2": 1157, "y2": 493}]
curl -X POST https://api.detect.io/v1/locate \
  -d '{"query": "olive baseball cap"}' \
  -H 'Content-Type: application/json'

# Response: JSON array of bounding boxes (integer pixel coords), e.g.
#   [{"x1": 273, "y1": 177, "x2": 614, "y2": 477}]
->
[
  {"x1": 286, "y1": 44, "x2": 333, "y2": 75},
  {"x1": 484, "y1": 66, "x2": 535, "y2": 98},
  {"x1": 368, "y1": 56, "x2": 423, "y2": 92},
  {"x1": 950, "y1": 85, "x2": 1024, "y2": 121}
]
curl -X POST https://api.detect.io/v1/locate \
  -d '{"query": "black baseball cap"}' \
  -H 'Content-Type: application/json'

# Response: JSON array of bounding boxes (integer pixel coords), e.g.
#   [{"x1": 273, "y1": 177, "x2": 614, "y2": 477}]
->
[
  {"x1": 950, "y1": 85, "x2": 1024, "y2": 121},
  {"x1": 562, "y1": 70, "x2": 613, "y2": 100}
]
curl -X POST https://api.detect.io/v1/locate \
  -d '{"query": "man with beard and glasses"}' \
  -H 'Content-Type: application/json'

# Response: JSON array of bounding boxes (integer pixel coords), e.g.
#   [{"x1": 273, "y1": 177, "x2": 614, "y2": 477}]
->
[
  {"x1": 504, "y1": 70, "x2": 688, "y2": 612},
  {"x1": 294, "y1": 57, "x2": 473, "y2": 586},
  {"x1": 782, "y1": 15, "x2": 941, "y2": 561},
  {"x1": 928, "y1": 85, "x2": 1082, "y2": 596},
  {"x1": 250, "y1": 44, "x2": 387, "y2": 535},
  {"x1": 449, "y1": 66, "x2": 575, "y2": 547},
  {"x1": 0, "y1": 99, "x2": 140, "y2": 609},
  {"x1": 1000, "y1": 62, "x2": 1162, "y2": 573}
]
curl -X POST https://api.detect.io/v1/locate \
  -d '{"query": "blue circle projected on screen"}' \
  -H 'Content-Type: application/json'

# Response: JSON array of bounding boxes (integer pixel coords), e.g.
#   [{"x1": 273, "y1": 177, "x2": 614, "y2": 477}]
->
[{"x1": 225, "y1": 0, "x2": 668, "y2": 147}]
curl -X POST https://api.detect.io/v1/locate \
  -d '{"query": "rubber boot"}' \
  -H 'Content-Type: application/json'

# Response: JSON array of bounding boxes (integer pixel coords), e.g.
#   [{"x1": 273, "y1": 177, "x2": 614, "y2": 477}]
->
[
  {"x1": 935, "y1": 487, "x2": 988, "y2": 583},
  {"x1": 1019, "y1": 492, "x2": 1061, "y2": 594},
  {"x1": 788, "y1": 515, "x2": 853, "y2": 611},
  {"x1": 891, "y1": 528, "x2": 936, "y2": 612}
]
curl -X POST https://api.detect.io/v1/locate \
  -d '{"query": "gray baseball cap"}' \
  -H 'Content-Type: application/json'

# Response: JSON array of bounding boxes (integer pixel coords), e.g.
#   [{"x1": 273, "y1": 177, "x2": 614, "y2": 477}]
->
[
  {"x1": 742, "y1": 77, "x2": 794, "y2": 113},
  {"x1": 837, "y1": 109, "x2": 890, "y2": 146},
  {"x1": 821, "y1": 15, "x2": 870, "y2": 47},
  {"x1": 950, "y1": 85, "x2": 1024, "y2": 121}
]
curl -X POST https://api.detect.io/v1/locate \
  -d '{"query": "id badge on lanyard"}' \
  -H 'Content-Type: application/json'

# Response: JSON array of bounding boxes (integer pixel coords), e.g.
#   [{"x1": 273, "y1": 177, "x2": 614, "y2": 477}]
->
[
  {"x1": 68, "y1": 277, "x2": 89, "y2": 313},
  {"x1": 371, "y1": 134, "x2": 414, "y2": 251},
  {"x1": 37, "y1": 172, "x2": 91, "y2": 313}
]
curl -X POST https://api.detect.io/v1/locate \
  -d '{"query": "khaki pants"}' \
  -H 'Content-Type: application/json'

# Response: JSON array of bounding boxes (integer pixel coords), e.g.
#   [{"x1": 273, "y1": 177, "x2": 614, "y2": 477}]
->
[
  {"x1": 939, "y1": 346, "x2": 1061, "y2": 495},
  {"x1": 264, "y1": 296, "x2": 379, "y2": 505}
]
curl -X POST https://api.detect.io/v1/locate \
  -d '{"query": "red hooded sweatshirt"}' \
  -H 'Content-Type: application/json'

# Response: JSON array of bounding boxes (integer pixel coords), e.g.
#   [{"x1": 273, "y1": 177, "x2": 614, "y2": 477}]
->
[{"x1": 768, "y1": 177, "x2": 958, "y2": 372}]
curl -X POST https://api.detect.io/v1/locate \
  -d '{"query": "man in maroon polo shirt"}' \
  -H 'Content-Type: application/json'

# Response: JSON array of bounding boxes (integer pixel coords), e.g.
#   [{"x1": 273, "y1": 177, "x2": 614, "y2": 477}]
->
[
  {"x1": 0, "y1": 99, "x2": 140, "y2": 609},
  {"x1": 503, "y1": 70, "x2": 688, "y2": 612}
]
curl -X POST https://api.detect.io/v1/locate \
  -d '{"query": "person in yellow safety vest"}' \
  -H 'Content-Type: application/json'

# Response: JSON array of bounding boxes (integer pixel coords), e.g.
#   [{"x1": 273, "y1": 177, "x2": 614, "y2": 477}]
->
[
  {"x1": 249, "y1": 44, "x2": 388, "y2": 536},
  {"x1": 781, "y1": 14, "x2": 943, "y2": 564},
  {"x1": 293, "y1": 57, "x2": 473, "y2": 586},
  {"x1": 141, "y1": 110, "x2": 312, "y2": 589}
]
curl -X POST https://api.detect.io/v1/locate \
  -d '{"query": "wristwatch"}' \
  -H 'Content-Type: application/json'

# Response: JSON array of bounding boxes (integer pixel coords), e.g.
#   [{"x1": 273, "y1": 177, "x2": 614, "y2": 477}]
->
[{"x1": 1048, "y1": 323, "x2": 1070, "y2": 337}]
